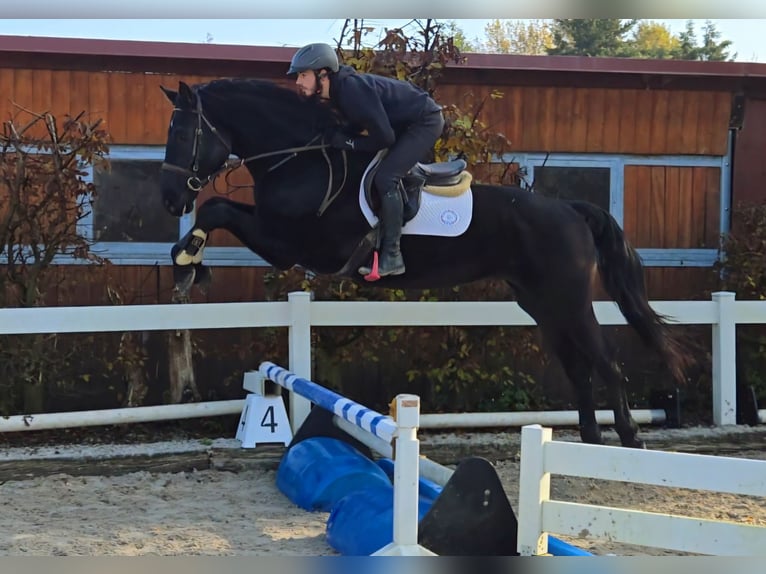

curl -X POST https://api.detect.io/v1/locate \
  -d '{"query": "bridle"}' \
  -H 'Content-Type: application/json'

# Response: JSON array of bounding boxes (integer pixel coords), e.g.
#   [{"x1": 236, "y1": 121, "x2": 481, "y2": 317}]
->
[
  {"x1": 161, "y1": 92, "x2": 234, "y2": 193},
  {"x1": 161, "y1": 89, "x2": 348, "y2": 216}
]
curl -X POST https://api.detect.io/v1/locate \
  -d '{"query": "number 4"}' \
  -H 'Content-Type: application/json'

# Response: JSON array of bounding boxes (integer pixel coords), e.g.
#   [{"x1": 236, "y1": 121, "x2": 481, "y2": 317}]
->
[{"x1": 260, "y1": 405, "x2": 278, "y2": 432}]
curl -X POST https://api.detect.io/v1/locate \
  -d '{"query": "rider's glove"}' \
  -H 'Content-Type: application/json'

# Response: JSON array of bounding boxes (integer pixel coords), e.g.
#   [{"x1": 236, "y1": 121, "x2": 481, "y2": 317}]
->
[{"x1": 326, "y1": 128, "x2": 355, "y2": 151}]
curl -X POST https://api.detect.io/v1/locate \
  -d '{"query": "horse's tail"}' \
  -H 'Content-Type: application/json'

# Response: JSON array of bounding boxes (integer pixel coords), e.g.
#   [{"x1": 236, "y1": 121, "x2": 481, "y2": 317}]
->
[{"x1": 568, "y1": 200, "x2": 693, "y2": 384}]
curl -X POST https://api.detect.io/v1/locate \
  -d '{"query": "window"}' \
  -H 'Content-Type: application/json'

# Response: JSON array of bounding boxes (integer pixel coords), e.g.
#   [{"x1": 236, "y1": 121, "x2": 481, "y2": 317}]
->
[
  {"x1": 92, "y1": 159, "x2": 178, "y2": 242},
  {"x1": 49, "y1": 145, "x2": 730, "y2": 269},
  {"x1": 532, "y1": 166, "x2": 611, "y2": 212},
  {"x1": 67, "y1": 146, "x2": 267, "y2": 266},
  {"x1": 501, "y1": 152, "x2": 730, "y2": 267}
]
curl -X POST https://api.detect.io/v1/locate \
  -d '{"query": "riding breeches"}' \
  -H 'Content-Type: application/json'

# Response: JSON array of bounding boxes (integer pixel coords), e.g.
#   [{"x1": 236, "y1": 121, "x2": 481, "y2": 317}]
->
[{"x1": 372, "y1": 110, "x2": 445, "y2": 198}]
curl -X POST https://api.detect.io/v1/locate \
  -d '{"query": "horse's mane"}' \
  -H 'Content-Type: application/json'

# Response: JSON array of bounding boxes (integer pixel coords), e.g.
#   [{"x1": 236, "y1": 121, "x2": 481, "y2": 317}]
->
[{"x1": 195, "y1": 78, "x2": 339, "y2": 141}]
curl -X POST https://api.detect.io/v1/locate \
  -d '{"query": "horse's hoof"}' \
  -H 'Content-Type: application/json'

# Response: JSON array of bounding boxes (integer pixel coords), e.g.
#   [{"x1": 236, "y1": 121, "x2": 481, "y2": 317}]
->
[
  {"x1": 172, "y1": 264, "x2": 196, "y2": 301},
  {"x1": 171, "y1": 290, "x2": 190, "y2": 304},
  {"x1": 622, "y1": 438, "x2": 646, "y2": 449},
  {"x1": 580, "y1": 425, "x2": 604, "y2": 446},
  {"x1": 193, "y1": 264, "x2": 213, "y2": 294}
]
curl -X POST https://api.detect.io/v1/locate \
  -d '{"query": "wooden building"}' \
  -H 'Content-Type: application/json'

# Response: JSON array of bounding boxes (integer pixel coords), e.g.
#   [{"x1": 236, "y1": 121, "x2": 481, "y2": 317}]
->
[{"x1": 2, "y1": 34, "x2": 766, "y2": 305}]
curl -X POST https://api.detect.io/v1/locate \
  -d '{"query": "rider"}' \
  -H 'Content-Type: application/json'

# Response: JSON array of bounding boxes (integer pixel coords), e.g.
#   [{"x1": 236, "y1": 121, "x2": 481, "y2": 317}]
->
[{"x1": 287, "y1": 42, "x2": 445, "y2": 278}]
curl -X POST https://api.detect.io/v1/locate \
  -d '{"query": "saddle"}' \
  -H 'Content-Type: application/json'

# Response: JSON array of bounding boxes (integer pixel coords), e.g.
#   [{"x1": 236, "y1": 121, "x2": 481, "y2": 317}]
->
[{"x1": 363, "y1": 158, "x2": 472, "y2": 223}]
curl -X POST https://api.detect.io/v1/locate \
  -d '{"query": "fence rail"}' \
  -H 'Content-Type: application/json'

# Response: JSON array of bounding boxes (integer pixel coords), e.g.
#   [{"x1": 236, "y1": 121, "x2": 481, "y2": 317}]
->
[
  {"x1": 517, "y1": 424, "x2": 766, "y2": 556},
  {"x1": 0, "y1": 291, "x2": 759, "y2": 430}
]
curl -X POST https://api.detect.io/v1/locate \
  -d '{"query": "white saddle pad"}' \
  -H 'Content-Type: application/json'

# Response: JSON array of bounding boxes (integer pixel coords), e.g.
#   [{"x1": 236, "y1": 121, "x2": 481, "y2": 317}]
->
[{"x1": 358, "y1": 151, "x2": 473, "y2": 237}]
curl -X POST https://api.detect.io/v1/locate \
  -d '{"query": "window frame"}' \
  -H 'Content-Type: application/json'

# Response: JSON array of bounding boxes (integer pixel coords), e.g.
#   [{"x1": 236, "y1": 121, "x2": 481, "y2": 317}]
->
[
  {"x1": 34, "y1": 137, "x2": 730, "y2": 269},
  {"x1": 525, "y1": 157, "x2": 620, "y2": 217},
  {"x1": 65, "y1": 145, "x2": 269, "y2": 266},
  {"x1": 504, "y1": 146, "x2": 732, "y2": 268}
]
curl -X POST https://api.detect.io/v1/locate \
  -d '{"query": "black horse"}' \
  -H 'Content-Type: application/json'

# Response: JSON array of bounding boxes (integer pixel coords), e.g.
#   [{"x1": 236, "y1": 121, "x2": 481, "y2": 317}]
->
[{"x1": 159, "y1": 78, "x2": 691, "y2": 448}]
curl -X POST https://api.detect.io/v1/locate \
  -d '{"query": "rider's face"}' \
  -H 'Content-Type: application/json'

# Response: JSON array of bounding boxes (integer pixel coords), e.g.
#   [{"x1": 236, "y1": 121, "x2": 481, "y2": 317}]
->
[{"x1": 295, "y1": 71, "x2": 317, "y2": 97}]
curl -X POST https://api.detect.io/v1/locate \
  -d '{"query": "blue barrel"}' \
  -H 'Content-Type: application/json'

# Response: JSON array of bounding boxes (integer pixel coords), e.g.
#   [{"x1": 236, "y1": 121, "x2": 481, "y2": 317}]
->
[
  {"x1": 547, "y1": 535, "x2": 593, "y2": 556},
  {"x1": 276, "y1": 436, "x2": 392, "y2": 512},
  {"x1": 326, "y1": 484, "x2": 435, "y2": 555},
  {"x1": 342, "y1": 456, "x2": 592, "y2": 556},
  {"x1": 375, "y1": 458, "x2": 442, "y2": 504}
]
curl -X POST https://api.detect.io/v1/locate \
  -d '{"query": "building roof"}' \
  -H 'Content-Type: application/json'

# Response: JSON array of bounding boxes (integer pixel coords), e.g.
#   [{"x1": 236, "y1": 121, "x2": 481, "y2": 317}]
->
[{"x1": 2, "y1": 35, "x2": 766, "y2": 93}]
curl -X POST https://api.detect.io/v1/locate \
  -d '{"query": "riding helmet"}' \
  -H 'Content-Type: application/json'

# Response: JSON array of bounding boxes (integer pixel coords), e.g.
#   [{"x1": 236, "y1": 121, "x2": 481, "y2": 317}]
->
[{"x1": 287, "y1": 43, "x2": 340, "y2": 74}]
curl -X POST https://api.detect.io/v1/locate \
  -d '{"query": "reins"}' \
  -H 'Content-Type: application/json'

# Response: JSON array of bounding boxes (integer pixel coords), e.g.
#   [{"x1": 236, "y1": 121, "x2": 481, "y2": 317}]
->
[
  {"x1": 217, "y1": 137, "x2": 348, "y2": 216},
  {"x1": 161, "y1": 90, "x2": 349, "y2": 216}
]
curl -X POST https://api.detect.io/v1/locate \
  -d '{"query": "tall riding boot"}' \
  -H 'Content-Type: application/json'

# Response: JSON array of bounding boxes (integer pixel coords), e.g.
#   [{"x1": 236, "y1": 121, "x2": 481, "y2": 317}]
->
[{"x1": 359, "y1": 189, "x2": 406, "y2": 277}]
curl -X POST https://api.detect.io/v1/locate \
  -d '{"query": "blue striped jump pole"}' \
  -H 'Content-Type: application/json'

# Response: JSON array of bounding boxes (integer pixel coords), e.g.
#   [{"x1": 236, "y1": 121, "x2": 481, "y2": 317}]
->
[
  {"x1": 259, "y1": 361, "x2": 397, "y2": 444},
  {"x1": 260, "y1": 360, "x2": 432, "y2": 555}
]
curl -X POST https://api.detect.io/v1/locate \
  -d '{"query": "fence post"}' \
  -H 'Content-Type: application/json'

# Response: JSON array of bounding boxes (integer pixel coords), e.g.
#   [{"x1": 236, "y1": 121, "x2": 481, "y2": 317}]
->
[
  {"x1": 517, "y1": 424, "x2": 552, "y2": 556},
  {"x1": 711, "y1": 291, "x2": 737, "y2": 426},
  {"x1": 288, "y1": 291, "x2": 313, "y2": 432}
]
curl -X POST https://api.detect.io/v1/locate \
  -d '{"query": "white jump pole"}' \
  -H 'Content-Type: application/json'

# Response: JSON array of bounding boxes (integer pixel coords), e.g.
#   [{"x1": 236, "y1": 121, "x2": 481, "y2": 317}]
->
[
  {"x1": 333, "y1": 415, "x2": 455, "y2": 487},
  {"x1": 259, "y1": 361, "x2": 436, "y2": 556},
  {"x1": 419, "y1": 409, "x2": 666, "y2": 429},
  {"x1": 0, "y1": 400, "x2": 245, "y2": 432}
]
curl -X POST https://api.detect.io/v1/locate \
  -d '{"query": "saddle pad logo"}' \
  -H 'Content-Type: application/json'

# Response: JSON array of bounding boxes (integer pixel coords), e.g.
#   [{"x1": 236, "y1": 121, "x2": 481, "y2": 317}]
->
[{"x1": 440, "y1": 209, "x2": 459, "y2": 226}]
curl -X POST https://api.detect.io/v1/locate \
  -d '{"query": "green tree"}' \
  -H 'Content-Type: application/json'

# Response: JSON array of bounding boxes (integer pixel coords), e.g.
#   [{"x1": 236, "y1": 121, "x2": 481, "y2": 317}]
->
[
  {"x1": 672, "y1": 20, "x2": 735, "y2": 61},
  {"x1": 547, "y1": 19, "x2": 639, "y2": 57},
  {"x1": 444, "y1": 20, "x2": 478, "y2": 52},
  {"x1": 699, "y1": 20, "x2": 735, "y2": 61},
  {"x1": 630, "y1": 21, "x2": 680, "y2": 59},
  {"x1": 674, "y1": 20, "x2": 701, "y2": 60},
  {"x1": 481, "y1": 19, "x2": 553, "y2": 55}
]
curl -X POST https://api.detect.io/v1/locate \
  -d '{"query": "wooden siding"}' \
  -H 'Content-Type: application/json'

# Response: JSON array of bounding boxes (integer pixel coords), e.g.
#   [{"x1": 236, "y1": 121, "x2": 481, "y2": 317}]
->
[
  {"x1": 40, "y1": 262, "x2": 716, "y2": 307},
  {"x1": 623, "y1": 166, "x2": 720, "y2": 249},
  {"x1": 731, "y1": 97, "x2": 766, "y2": 214},
  {"x1": 0, "y1": 68, "x2": 732, "y2": 156},
  {"x1": 35, "y1": 265, "x2": 270, "y2": 307},
  {"x1": 0, "y1": 69, "x2": 234, "y2": 144},
  {"x1": 592, "y1": 267, "x2": 717, "y2": 301},
  {"x1": 435, "y1": 84, "x2": 731, "y2": 156},
  {"x1": 0, "y1": 66, "x2": 731, "y2": 305},
  {"x1": 644, "y1": 268, "x2": 718, "y2": 300},
  {"x1": 199, "y1": 166, "x2": 255, "y2": 248}
]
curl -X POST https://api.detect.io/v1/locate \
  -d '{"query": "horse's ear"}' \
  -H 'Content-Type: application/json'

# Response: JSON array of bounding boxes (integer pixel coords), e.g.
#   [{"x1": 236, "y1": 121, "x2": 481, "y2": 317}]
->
[
  {"x1": 178, "y1": 81, "x2": 196, "y2": 107},
  {"x1": 160, "y1": 85, "x2": 177, "y2": 104}
]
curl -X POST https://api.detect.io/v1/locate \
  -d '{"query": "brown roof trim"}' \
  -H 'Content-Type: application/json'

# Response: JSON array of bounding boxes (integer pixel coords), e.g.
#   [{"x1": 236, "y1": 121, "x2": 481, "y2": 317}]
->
[
  {"x1": 458, "y1": 52, "x2": 766, "y2": 78},
  {"x1": 0, "y1": 35, "x2": 296, "y2": 76},
  {"x1": 2, "y1": 34, "x2": 766, "y2": 83},
  {"x1": 0, "y1": 34, "x2": 295, "y2": 63}
]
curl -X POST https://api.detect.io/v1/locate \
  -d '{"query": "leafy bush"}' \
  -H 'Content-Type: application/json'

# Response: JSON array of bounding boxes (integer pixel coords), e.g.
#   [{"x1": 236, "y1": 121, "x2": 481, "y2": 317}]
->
[{"x1": 715, "y1": 201, "x2": 766, "y2": 402}]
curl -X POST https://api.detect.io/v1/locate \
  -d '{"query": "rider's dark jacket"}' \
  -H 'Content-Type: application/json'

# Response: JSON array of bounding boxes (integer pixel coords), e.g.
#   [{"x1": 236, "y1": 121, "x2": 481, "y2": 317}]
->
[{"x1": 328, "y1": 65, "x2": 442, "y2": 153}]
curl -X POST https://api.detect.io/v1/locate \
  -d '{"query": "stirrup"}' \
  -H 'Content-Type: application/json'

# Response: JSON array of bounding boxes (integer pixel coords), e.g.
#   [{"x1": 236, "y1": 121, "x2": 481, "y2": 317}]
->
[
  {"x1": 359, "y1": 250, "x2": 405, "y2": 281},
  {"x1": 359, "y1": 252, "x2": 381, "y2": 281}
]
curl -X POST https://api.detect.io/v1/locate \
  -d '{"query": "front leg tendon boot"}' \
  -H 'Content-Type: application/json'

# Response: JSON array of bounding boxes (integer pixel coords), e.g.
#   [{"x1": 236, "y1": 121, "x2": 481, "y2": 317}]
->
[{"x1": 359, "y1": 189, "x2": 406, "y2": 277}]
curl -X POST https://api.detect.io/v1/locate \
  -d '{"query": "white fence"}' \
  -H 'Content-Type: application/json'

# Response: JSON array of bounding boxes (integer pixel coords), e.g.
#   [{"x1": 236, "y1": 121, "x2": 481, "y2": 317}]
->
[
  {"x1": 0, "y1": 290, "x2": 764, "y2": 430},
  {"x1": 517, "y1": 424, "x2": 766, "y2": 555}
]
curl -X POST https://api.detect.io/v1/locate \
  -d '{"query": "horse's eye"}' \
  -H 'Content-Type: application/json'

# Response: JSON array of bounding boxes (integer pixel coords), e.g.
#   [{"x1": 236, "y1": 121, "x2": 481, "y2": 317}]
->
[{"x1": 176, "y1": 131, "x2": 190, "y2": 143}]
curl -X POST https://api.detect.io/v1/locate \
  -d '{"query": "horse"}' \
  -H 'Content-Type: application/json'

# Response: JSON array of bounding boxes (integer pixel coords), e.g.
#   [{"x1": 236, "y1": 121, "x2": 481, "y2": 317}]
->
[{"x1": 158, "y1": 77, "x2": 692, "y2": 449}]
